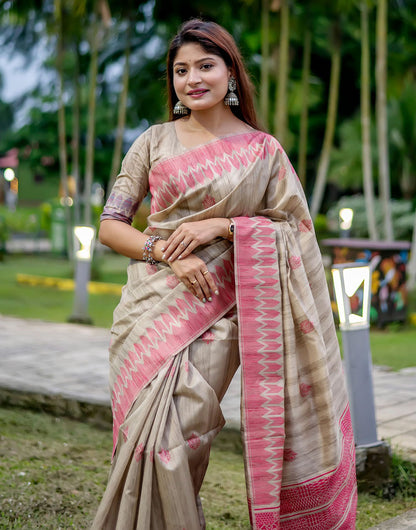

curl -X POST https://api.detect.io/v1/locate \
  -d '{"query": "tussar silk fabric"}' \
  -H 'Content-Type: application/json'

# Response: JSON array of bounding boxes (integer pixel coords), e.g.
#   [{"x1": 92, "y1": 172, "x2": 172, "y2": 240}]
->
[{"x1": 92, "y1": 121, "x2": 357, "y2": 529}]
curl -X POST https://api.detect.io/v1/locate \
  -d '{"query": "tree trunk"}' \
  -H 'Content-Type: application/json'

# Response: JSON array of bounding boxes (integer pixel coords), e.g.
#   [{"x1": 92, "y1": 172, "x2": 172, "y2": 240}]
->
[
  {"x1": 260, "y1": 0, "x2": 270, "y2": 129},
  {"x1": 72, "y1": 40, "x2": 81, "y2": 225},
  {"x1": 310, "y1": 20, "x2": 341, "y2": 220},
  {"x1": 83, "y1": 0, "x2": 111, "y2": 225},
  {"x1": 56, "y1": 0, "x2": 72, "y2": 258},
  {"x1": 400, "y1": 157, "x2": 416, "y2": 199},
  {"x1": 297, "y1": 27, "x2": 311, "y2": 189},
  {"x1": 375, "y1": 0, "x2": 394, "y2": 240},
  {"x1": 107, "y1": 22, "x2": 132, "y2": 198},
  {"x1": 360, "y1": 1, "x2": 379, "y2": 240},
  {"x1": 273, "y1": 0, "x2": 289, "y2": 144},
  {"x1": 83, "y1": 17, "x2": 99, "y2": 226}
]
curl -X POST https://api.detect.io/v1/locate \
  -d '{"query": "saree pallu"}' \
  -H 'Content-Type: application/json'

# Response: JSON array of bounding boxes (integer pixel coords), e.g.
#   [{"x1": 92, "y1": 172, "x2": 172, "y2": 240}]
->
[{"x1": 93, "y1": 123, "x2": 357, "y2": 529}]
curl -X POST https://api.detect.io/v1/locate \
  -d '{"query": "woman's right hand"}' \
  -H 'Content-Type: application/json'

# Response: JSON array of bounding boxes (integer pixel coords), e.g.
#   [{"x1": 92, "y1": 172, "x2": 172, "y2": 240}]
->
[{"x1": 169, "y1": 253, "x2": 218, "y2": 303}]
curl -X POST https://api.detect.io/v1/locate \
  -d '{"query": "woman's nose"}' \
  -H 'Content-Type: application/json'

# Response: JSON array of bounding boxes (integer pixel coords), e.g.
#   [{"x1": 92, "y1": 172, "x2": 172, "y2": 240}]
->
[{"x1": 187, "y1": 67, "x2": 201, "y2": 85}]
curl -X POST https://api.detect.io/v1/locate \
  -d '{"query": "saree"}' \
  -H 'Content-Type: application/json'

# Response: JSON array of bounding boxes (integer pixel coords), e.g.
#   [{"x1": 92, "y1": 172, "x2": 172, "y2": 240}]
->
[{"x1": 92, "y1": 121, "x2": 357, "y2": 529}]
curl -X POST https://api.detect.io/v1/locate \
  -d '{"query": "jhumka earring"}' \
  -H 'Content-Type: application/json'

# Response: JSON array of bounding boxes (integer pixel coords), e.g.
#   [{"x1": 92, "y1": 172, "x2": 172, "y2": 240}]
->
[
  {"x1": 173, "y1": 100, "x2": 189, "y2": 115},
  {"x1": 224, "y1": 76, "x2": 239, "y2": 106}
]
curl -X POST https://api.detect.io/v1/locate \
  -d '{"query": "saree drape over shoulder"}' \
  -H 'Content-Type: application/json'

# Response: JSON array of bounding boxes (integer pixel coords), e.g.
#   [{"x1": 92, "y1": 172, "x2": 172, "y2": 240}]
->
[{"x1": 93, "y1": 122, "x2": 357, "y2": 530}]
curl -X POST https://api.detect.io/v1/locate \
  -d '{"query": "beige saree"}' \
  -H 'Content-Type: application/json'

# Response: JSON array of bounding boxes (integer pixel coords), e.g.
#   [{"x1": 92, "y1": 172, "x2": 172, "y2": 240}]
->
[{"x1": 92, "y1": 121, "x2": 357, "y2": 529}]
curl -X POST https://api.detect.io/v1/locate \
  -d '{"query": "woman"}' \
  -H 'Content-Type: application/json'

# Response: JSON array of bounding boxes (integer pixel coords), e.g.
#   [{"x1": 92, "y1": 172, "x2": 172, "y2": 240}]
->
[{"x1": 93, "y1": 19, "x2": 357, "y2": 530}]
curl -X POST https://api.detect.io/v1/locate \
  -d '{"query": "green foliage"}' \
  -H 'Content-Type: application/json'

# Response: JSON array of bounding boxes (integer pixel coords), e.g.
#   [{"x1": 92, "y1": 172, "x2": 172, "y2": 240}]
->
[
  {"x1": 389, "y1": 80, "x2": 416, "y2": 199},
  {"x1": 0, "y1": 205, "x2": 42, "y2": 234},
  {"x1": 328, "y1": 114, "x2": 374, "y2": 191},
  {"x1": 2, "y1": 0, "x2": 416, "y2": 208},
  {"x1": 326, "y1": 195, "x2": 414, "y2": 240}
]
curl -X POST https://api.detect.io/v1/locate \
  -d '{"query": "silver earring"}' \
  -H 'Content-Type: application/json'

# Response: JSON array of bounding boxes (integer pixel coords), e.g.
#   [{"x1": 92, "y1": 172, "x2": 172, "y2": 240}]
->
[
  {"x1": 224, "y1": 76, "x2": 239, "y2": 106},
  {"x1": 173, "y1": 100, "x2": 189, "y2": 115}
]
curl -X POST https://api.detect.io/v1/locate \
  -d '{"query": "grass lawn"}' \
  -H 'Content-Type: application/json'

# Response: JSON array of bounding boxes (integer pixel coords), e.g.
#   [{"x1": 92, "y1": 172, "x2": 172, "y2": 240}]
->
[
  {"x1": 0, "y1": 253, "x2": 128, "y2": 328},
  {"x1": 1, "y1": 407, "x2": 416, "y2": 529}
]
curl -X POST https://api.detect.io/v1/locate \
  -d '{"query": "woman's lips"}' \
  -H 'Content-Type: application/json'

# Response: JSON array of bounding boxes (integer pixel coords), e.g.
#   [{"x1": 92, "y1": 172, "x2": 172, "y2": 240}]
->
[{"x1": 188, "y1": 89, "x2": 209, "y2": 98}]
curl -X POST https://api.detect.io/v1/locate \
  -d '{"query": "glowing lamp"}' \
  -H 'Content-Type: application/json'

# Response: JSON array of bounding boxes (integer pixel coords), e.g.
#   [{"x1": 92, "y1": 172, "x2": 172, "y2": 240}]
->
[
  {"x1": 339, "y1": 208, "x2": 354, "y2": 230},
  {"x1": 69, "y1": 226, "x2": 96, "y2": 325},
  {"x1": 73, "y1": 226, "x2": 96, "y2": 262},
  {"x1": 3, "y1": 168, "x2": 15, "y2": 182}
]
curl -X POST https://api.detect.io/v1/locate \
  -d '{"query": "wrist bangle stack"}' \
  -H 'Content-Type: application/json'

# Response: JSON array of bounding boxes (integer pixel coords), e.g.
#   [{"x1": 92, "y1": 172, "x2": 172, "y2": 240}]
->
[{"x1": 143, "y1": 235, "x2": 161, "y2": 264}]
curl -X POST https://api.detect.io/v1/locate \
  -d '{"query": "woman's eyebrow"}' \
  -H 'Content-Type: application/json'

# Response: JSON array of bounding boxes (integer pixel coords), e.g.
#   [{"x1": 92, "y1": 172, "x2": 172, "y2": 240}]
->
[{"x1": 173, "y1": 57, "x2": 217, "y2": 67}]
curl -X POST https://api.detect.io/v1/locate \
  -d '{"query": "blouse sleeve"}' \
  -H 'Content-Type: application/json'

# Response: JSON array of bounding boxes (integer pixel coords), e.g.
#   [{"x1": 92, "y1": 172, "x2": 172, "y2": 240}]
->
[{"x1": 100, "y1": 128, "x2": 151, "y2": 225}]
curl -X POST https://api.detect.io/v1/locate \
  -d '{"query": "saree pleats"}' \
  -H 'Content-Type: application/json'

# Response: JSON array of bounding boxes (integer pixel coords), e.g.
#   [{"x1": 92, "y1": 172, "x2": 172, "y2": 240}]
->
[{"x1": 92, "y1": 315, "x2": 239, "y2": 529}]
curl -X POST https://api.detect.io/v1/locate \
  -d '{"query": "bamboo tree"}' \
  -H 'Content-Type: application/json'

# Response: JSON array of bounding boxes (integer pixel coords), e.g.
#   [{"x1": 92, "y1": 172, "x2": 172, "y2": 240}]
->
[
  {"x1": 107, "y1": 19, "x2": 132, "y2": 197},
  {"x1": 297, "y1": 27, "x2": 311, "y2": 188},
  {"x1": 83, "y1": 17, "x2": 99, "y2": 226},
  {"x1": 72, "y1": 39, "x2": 82, "y2": 225},
  {"x1": 83, "y1": 0, "x2": 111, "y2": 226},
  {"x1": 54, "y1": 0, "x2": 73, "y2": 258},
  {"x1": 375, "y1": 0, "x2": 393, "y2": 240},
  {"x1": 310, "y1": 18, "x2": 341, "y2": 220},
  {"x1": 260, "y1": 0, "x2": 270, "y2": 128},
  {"x1": 360, "y1": 0, "x2": 378, "y2": 240},
  {"x1": 273, "y1": 0, "x2": 290, "y2": 144}
]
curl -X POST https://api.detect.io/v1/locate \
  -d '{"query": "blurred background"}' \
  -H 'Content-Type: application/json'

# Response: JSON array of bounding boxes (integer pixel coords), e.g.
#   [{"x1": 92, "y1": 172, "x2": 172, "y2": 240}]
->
[
  {"x1": 0, "y1": 0, "x2": 415, "y2": 323},
  {"x1": 1, "y1": 0, "x2": 415, "y2": 234}
]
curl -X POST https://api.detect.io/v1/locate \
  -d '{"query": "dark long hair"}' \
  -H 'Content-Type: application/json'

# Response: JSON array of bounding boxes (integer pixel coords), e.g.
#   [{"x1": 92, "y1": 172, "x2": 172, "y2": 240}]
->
[{"x1": 166, "y1": 19, "x2": 260, "y2": 130}]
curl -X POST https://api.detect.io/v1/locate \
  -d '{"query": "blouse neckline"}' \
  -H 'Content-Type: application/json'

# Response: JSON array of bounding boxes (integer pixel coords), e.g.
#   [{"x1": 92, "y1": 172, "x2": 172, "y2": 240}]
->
[{"x1": 170, "y1": 120, "x2": 259, "y2": 153}]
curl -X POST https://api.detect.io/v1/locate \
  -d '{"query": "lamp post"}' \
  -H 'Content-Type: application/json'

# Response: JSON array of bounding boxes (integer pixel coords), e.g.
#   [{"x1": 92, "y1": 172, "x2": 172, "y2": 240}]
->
[
  {"x1": 68, "y1": 225, "x2": 96, "y2": 325},
  {"x1": 331, "y1": 262, "x2": 378, "y2": 446},
  {"x1": 3, "y1": 168, "x2": 18, "y2": 211}
]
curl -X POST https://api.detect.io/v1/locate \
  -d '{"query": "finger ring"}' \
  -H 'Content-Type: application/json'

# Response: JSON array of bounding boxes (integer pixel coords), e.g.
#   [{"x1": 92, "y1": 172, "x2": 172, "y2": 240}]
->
[
  {"x1": 190, "y1": 279, "x2": 197, "y2": 285},
  {"x1": 181, "y1": 241, "x2": 186, "y2": 246},
  {"x1": 202, "y1": 270, "x2": 209, "y2": 276}
]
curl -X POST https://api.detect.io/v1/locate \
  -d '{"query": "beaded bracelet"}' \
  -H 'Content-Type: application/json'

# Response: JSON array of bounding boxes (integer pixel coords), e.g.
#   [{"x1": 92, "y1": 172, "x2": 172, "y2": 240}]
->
[{"x1": 143, "y1": 235, "x2": 162, "y2": 265}]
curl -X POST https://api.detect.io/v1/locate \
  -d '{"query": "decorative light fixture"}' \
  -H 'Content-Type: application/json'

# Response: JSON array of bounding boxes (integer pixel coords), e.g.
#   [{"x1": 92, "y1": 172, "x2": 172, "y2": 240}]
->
[
  {"x1": 74, "y1": 226, "x2": 96, "y2": 262},
  {"x1": 339, "y1": 208, "x2": 354, "y2": 238},
  {"x1": 331, "y1": 263, "x2": 371, "y2": 329},
  {"x1": 331, "y1": 262, "x2": 379, "y2": 447},
  {"x1": 3, "y1": 168, "x2": 15, "y2": 182},
  {"x1": 68, "y1": 225, "x2": 96, "y2": 324}
]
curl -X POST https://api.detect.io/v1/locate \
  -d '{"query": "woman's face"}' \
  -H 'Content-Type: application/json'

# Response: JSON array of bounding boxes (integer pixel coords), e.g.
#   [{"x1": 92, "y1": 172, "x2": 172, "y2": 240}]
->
[{"x1": 173, "y1": 43, "x2": 230, "y2": 113}]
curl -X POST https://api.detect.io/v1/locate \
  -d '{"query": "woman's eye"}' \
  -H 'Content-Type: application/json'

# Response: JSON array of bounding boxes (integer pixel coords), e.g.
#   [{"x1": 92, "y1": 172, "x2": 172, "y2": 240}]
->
[
  {"x1": 201, "y1": 64, "x2": 213, "y2": 70},
  {"x1": 175, "y1": 68, "x2": 186, "y2": 75}
]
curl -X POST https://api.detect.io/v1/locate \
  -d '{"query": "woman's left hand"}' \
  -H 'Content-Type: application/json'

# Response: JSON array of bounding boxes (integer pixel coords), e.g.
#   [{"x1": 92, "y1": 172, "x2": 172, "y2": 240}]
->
[{"x1": 162, "y1": 218, "x2": 229, "y2": 262}]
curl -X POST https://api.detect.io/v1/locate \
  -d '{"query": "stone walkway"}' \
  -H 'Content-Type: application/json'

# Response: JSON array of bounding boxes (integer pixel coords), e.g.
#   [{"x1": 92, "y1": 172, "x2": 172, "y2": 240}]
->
[{"x1": 1, "y1": 314, "x2": 416, "y2": 528}]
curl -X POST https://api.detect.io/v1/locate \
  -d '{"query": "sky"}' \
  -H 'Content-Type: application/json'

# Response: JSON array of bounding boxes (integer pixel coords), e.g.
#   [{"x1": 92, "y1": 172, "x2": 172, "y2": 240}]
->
[{"x1": 0, "y1": 51, "x2": 45, "y2": 102}]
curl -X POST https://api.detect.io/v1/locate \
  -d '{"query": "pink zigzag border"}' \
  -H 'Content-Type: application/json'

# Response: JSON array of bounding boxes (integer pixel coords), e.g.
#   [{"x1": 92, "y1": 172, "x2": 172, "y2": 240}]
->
[
  {"x1": 233, "y1": 217, "x2": 357, "y2": 529},
  {"x1": 234, "y1": 216, "x2": 285, "y2": 525},
  {"x1": 149, "y1": 133, "x2": 278, "y2": 213},
  {"x1": 111, "y1": 258, "x2": 236, "y2": 452}
]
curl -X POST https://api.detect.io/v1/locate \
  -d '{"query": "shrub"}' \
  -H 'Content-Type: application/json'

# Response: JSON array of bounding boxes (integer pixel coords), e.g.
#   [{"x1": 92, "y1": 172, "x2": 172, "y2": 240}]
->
[{"x1": 326, "y1": 196, "x2": 414, "y2": 240}]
